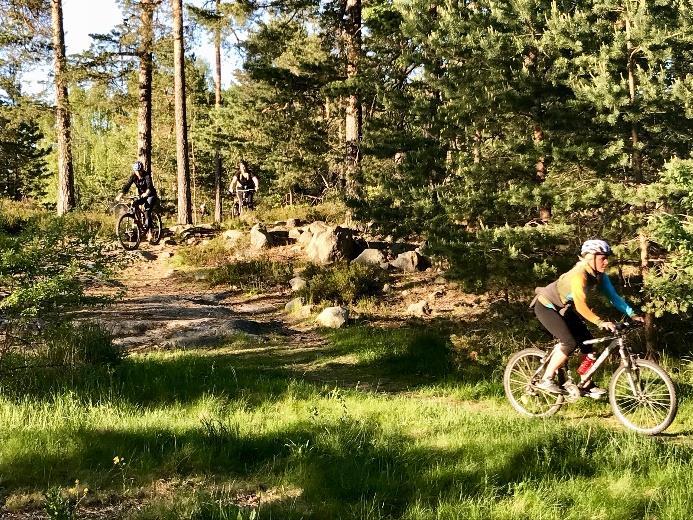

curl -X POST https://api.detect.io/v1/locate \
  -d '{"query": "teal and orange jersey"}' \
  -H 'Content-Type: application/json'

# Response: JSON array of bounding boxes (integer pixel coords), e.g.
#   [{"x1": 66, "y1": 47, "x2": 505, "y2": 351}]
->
[{"x1": 536, "y1": 261, "x2": 635, "y2": 325}]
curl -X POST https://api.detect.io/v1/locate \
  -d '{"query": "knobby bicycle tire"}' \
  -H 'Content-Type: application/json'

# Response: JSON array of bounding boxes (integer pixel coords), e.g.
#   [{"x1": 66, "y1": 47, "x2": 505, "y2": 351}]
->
[
  {"x1": 148, "y1": 212, "x2": 163, "y2": 245},
  {"x1": 609, "y1": 359, "x2": 677, "y2": 435},
  {"x1": 504, "y1": 348, "x2": 564, "y2": 418},
  {"x1": 117, "y1": 213, "x2": 140, "y2": 250}
]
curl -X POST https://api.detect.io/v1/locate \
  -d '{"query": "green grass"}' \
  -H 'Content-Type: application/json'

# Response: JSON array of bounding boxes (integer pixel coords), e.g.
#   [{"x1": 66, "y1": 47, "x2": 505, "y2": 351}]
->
[{"x1": 0, "y1": 326, "x2": 692, "y2": 519}]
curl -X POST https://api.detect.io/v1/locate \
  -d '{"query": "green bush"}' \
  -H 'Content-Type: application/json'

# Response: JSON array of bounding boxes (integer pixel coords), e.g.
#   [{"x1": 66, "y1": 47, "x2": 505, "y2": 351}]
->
[
  {"x1": 44, "y1": 322, "x2": 120, "y2": 367},
  {"x1": 298, "y1": 262, "x2": 389, "y2": 305},
  {"x1": 208, "y1": 259, "x2": 293, "y2": 290},
  {"x1": 177, "y1": 237, "x2": 237, "y2": 268}
]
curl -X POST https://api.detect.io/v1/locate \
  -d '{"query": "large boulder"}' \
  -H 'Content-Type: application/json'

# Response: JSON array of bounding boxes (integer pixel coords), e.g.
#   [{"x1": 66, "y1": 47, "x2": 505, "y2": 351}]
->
[
  {"x1": 285, "y1": 297, "x2": 305, "y2": 313},
  {"x1": 390, "y1": 250, "x2": 431, "y2": 272},
  {"x1": 316, "y1": 306, "x2": 349, "y2": 328},
  {"x1": 306, "y1": 226, "x2": 365, "y2": 264},
  {"x1": 250, "y1": 224, "x2": 270, "y2": 249},
  {"x1": 288, "y1": 228, "x2": 303, "y2": 240},
  {"x1": 297, "y1": 230, "x2": 313, "y2": 247},
  {"x1": 407, "y1": 300, "x2": 431, "y2": 317},
  {"x1": 308, "y1": 221, "x2": 331, "y2": 235},
  {"x1": 352, "y1": 248, "x2": 386, "y2": 266},
  {"x1": 289, "y1": 276, "x2": 307, "y2": 292}
]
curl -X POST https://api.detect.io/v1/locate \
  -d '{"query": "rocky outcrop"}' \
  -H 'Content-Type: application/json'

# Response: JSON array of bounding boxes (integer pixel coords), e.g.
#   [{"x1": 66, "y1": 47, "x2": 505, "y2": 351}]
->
[
  {"x1": 250, "y1": 224, "x2": 270, "y2": 249},
  {"x1": 305, "y1": 226, "x2": 365, "y2": 264},
  {"x1": 352, "y1": 248, "x2": 386, "y2": 266},
  {"x1": 390, "y1": 251, "x2": 431, "y2": 272},
  {"x1": 407, "y1": 300, "x2": 431, "y2": 317},
  {"x1": 316, "y1": 306, "x2": 349, "y2": 328},
  {"x1": 289, "y1": 277, "x2": 307, "y2": 292}
]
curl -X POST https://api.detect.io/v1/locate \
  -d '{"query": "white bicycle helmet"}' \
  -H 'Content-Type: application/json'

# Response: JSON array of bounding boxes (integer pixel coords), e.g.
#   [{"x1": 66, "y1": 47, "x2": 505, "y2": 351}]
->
[{"x1": 580, "y1": 239, "x2": 612, "y2": 257}]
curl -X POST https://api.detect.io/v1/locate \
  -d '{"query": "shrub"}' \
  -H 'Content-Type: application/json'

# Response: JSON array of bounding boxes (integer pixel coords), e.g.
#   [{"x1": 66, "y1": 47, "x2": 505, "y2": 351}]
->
[
  {"x1": 177, "y1": 237, "x2": 238, "y2": 268},
  {"x1": 208, "y1": 259, "x2": 293, "y2": 290},
  {"x1": 298, "y1": 262, "x2": 388, "y2": 305},
  {"x1": 44, "y1": 322, "x2": 120, "y2": 367}
]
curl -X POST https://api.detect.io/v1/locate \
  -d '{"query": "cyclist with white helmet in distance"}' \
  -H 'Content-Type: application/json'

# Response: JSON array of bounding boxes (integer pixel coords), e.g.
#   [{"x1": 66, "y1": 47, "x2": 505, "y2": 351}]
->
[
  {"x1": 116, "y1": 161, "x2": 159, "y2": 239},
  {"x1": 531, "y1": 239, "x2": 645, "y2": 398}
]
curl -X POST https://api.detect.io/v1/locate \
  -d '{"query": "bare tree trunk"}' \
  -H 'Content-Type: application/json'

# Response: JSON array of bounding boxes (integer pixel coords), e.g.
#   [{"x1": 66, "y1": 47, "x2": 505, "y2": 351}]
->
[
  {"x1": 639, "y1": 233, "x2": 657, "y2": 359},
  {"x1": 171, "y1": 0, "x2": 192, "y2": 225},
  {"x1": 625, "y1": 17, "x2": 642, "y2": 182},
  {"x1": 137, "y1": 0, "x2": 155, "y2": 173},
  {"x1": 213, "y1": 0, "x2": 223, "y2": 223},
  {"x1": 344, "y1": 0, "x2": 362, "y2": 198},
  {"x1": 51, "y1": 0, "x2": 75, "y2": 215},
  {"x1": 533, "y1": 124, "x2": 551, "y2": 222}
]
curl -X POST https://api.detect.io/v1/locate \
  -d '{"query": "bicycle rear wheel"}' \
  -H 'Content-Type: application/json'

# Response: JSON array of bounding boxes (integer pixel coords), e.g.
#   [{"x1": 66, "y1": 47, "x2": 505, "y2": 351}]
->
[
  {"x1": 117, "y1": 213, "x2": 140, "y2": 250},
  {"x1": 609, "y1": 359, "x2": 677, "y2": 435},
  {"x1": 148, "y1": 212, "x2": 163, "y2": 245},
  {"x1": 504, "y1": 348, "x2": 564, "y2": 417}
]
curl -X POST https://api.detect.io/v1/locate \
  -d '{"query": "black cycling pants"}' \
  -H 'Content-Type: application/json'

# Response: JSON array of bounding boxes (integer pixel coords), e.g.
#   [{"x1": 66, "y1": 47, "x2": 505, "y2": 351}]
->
[
  {"x1": 135, "y1": 196, "x2": 158, "y2": 229},
  {"x1": 534, "y1": 303, "x2": 593, "y2": 356}
]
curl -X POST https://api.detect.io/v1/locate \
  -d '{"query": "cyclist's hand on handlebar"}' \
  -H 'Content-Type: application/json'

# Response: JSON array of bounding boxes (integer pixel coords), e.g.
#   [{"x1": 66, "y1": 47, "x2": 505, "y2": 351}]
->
[
  {"x1": 599, "y1": 321, "x2": 617, "y2": 333},
  {"x1": 631, "y1": 315, "x2": 645, "y2": 323}
]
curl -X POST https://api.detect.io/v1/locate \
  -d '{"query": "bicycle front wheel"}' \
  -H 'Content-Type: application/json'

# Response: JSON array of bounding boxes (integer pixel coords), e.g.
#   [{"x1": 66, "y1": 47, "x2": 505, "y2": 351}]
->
[
  {"x1": 117, "y1": 213, "x2": 140, "y2": 250},
  {"x1": 504, "y1": 348, "x2": 564, "y2": 418},
  {"x1": 609, "y1": 359, "x2": 677, "y2": 435}
]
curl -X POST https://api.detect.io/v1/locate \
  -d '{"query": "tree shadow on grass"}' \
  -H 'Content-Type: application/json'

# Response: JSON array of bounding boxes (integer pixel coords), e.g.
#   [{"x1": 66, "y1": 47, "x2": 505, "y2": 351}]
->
[
  {"x1": 2, "y1": 413, "x2": 677, "y2": 519},
  {"x1": 2, "y1": 322, "x2": 501, "y2": 408}
]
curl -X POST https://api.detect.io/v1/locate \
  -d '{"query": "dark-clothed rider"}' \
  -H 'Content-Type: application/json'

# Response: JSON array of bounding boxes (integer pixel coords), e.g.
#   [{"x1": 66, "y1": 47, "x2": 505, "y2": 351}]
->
[
  {"x1": 116, "y1": 161, "x2": 159, "y2": 237},
  {"x1": 228, "y1": 160, "x2": 259, "y2": 210}
]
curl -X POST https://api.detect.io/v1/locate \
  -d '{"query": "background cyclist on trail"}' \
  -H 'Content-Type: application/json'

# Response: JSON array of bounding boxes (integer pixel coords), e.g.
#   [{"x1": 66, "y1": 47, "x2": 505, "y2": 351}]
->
[
  {"x1": 228, "y1": 160, "x2": 259, "y2": 211},
  {"x1": 531, "y1": 239, "x2": 644, "y2": 398},
  {"x1": 116, "y1": 161, "x2": 159, "y2": 239}
]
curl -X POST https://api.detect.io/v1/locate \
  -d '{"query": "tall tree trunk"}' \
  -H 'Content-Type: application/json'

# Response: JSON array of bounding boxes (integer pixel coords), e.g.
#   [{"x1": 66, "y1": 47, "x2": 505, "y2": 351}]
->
[
  {"x1": 639, "y1": 233, "x2": 656, "y2": 359},
  {"x1": 344, "y1": 0, "x2": 362, "y2": 198},
  {"x1": 213, "y1": 0, "x2": 223, "y2": 223},
  {"x1": 533, "y1": 124, "x2": 551, "y2": 222},
  {"x1": 51, "y1": 0, "x2": 75, "y2": 215},
  {"x1": 137, "y1": 0, "x2": 155, "y2": 174},
  {"x1": 171, "y1": 0, "x2": 192, "y2": 224},
  {"x1": 625, "y1": 17, "x2": 642, "y2": 181}
]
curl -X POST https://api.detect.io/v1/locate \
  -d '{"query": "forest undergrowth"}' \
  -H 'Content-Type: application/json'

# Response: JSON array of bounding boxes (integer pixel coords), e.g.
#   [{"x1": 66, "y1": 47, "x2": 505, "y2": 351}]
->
[{"x1": 2, "y1": 202, "x2": 693, "y2": 519}]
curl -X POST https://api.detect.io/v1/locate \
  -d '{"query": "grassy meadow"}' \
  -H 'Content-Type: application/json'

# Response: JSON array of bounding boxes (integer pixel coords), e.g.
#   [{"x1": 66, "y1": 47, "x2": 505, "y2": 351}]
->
[{"x1": 1, "y1": 325, "x2": 693, "y2": 519}]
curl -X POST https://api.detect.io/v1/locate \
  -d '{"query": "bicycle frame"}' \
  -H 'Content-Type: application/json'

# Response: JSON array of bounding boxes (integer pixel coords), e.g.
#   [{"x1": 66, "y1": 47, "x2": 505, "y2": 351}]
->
[{"x1": 535, "y1": 330, "x2": 638, "y2": 393}]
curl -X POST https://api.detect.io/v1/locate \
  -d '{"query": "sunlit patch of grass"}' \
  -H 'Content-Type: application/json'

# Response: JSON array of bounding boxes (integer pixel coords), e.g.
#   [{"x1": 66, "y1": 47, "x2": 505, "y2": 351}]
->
[{"x1": 0, "y1": 324, "x2": 692, "y2": 519}]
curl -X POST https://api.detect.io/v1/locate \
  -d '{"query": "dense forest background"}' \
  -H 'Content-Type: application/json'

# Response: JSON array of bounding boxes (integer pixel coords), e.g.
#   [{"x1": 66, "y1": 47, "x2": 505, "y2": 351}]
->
[{"x1": 2, "y1": 0, "x2": 693, "y2": 321}]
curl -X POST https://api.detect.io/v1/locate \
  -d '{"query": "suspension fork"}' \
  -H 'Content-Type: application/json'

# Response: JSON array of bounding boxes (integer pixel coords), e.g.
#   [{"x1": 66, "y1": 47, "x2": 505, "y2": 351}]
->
[{"x1": 618, "y1": 339, "x2": 642, "y2": 396}]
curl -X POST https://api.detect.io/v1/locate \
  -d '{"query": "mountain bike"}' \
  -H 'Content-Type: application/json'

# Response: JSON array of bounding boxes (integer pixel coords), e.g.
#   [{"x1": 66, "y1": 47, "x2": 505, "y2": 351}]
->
[
  {"x1": 115, "y1": 197, "x2": 163, "y2": 250},
  {"x1": 503, "y1": 323, "x2": 677, "y2": 435},
  {"x1": 230, "y1": 188, "x2": 255, "y2": 218}
]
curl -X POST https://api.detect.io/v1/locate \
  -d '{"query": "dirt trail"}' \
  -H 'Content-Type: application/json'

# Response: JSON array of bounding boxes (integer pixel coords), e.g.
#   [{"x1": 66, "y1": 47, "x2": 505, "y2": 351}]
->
[{"x1": 87, "y1": 242, "x2": 324, "y2": 354}]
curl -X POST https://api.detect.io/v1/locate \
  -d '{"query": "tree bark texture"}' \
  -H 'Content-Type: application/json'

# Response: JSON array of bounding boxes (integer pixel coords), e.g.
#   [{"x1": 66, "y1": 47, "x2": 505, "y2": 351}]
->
[
  {"x1": 137, "y1": 0, "x2": 155, "y2": 174},
  {"x1": 533, "y1": 124, "x2": 551, "y2": 222},
  {"x1": 214, "y1": 0, "x2": 223, "y2": 223},
  {"x1": 625, "y1": 17, "x2": 642, "y2": 181},
  {"x1": 51, "y1": 0, "x2": 75, "y2": 215},
  {"x1": 344, "y1": 0, "x2": 362, "y2": 198},
  {"x1": 171, "y1": 0, "x2": 192, "y2": 224},
  {"x1": 639, "y1": 233, "x2": 657, "y2": 359}
]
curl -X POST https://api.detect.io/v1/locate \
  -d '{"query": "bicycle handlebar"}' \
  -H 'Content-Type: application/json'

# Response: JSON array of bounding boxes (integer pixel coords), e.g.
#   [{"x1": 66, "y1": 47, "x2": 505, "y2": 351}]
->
[{"x1": 582, "y1": 321, "x2": 641, "y2": 345}]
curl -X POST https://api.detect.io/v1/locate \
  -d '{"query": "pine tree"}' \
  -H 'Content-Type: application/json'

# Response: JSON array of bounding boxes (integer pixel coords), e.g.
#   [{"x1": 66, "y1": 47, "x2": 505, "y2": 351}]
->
[
  {"x1": 51, "y1": 0, "x2": 75, "y2": 215},
  {"x1": 171, "y1": 0, "x2": 192, "y2": 224}
]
